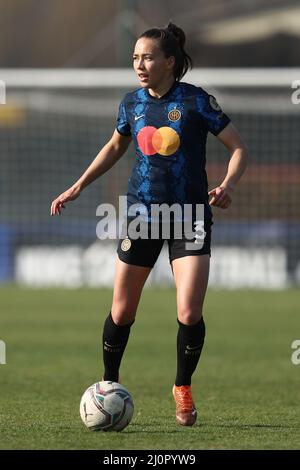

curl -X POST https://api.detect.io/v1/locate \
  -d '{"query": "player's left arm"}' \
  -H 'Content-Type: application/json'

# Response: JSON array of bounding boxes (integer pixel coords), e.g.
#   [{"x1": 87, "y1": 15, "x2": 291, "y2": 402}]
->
[{"x1": 209, "y1": 122, "x2": 248, "y2": 209}]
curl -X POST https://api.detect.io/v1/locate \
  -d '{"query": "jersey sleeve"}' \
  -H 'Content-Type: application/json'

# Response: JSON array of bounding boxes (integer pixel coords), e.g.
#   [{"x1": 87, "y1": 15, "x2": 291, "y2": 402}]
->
[
  {"x1": 197, "y1": 90, "x2": 231, "y2": 136},
  {"x1": 116, "y1": 98, "x2": 131, "y2": 136}
]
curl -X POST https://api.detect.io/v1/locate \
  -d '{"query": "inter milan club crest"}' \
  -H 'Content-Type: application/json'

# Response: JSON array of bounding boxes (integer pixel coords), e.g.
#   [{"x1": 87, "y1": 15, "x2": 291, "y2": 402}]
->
[
  {"x1": 168, "y1": 108, "x2": 181, "y2": 122},
  {"x1": 121, "y1": 237, "x2": 131, "y2": 251}
]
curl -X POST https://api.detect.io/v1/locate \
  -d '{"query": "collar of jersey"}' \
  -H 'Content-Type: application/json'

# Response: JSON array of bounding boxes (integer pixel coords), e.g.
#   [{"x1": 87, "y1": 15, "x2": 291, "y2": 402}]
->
[{"x1": 145, "y1": 80, "x2": 179, "y2": 102}]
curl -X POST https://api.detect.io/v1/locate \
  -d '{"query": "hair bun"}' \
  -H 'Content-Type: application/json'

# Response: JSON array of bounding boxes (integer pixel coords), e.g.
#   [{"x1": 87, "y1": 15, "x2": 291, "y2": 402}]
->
[{"x1": 166, "y1": 22, "x2": 186, "y2": 49}]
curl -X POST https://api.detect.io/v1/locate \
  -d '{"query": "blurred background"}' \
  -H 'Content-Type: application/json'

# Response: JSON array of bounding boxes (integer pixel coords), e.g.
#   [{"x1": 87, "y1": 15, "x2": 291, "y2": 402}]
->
[{"x1": 0, "y1": 0, "x2": 300, "y2": 288}]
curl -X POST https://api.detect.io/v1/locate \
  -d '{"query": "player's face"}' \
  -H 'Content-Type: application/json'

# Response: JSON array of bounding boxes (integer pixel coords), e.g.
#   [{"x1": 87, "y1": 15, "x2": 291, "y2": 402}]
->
[{"x1": 133, "y1": 38, "x2": 175, "y2": 89}]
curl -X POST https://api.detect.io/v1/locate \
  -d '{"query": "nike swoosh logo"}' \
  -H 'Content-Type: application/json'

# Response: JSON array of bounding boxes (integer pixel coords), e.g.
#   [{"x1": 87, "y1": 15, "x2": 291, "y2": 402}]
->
[
  {"x1": 186, "y1": 345, "x2": 202, "y2": 351},
  {"x1": 104, "y1": 342, "x2": 120, "y2": 348},
  {"x1": 134, "y1": 115, "x2": 145, "y2": 121}
]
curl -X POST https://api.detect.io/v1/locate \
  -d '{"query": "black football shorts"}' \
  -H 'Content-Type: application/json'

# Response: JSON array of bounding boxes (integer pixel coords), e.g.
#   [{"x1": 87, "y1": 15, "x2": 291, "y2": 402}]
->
[{"x1": 117, "y1": 218, "x2": 212, "y2": 268}]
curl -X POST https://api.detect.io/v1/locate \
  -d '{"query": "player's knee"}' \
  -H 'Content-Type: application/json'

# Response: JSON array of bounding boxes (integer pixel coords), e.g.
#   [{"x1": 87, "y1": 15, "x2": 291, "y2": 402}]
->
[
  {"x1": 111, "y1": 303, "x2": 136, "y2": 326},
  {"x1": 177, "y1": 305, "x2": 203, "y2": 325}
]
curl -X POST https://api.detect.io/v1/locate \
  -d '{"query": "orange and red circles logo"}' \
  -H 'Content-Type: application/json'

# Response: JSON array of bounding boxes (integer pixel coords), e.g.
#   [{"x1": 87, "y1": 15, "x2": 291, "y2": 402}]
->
[{"x1": 137, "y1": 126, "x2": 180, "y2": 156}]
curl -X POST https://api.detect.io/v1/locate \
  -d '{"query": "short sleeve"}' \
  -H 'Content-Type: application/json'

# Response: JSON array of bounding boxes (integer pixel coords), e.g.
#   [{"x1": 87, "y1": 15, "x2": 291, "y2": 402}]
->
[
  {"x1": 116, "y1": 98, "x2": 131, "y2": 136},
  {"x1": 197, "y1": 90, "x2": 231, "y2": 136}
]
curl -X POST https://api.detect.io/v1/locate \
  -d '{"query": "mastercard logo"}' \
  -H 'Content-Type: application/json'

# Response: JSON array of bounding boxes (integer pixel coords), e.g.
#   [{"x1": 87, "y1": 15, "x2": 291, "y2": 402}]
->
[{"x1": 137, "y1": 126, "x2": 180, "y2": 156}]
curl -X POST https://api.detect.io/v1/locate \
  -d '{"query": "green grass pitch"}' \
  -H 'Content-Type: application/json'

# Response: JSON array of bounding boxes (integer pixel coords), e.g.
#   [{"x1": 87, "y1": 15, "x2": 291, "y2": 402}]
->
[{"x1": 0, "y1": 286, "x2": 299, "y2": 450}]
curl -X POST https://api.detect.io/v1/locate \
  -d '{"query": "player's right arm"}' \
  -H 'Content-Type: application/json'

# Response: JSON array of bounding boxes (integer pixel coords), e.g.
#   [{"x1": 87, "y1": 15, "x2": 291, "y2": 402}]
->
[{"x1": 50, "y1": 130, "x2": 132, "y2": 215}]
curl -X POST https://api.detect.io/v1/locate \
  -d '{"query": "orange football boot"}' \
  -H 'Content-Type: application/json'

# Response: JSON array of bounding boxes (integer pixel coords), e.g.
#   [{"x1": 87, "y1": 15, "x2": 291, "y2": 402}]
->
[{"x1": 172, "y1": 385, "x2": 197, "y2": 426}]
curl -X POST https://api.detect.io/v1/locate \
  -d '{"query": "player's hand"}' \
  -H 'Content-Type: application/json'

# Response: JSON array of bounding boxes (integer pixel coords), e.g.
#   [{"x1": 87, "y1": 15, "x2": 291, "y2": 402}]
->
[
  {"x1": 50, "y1": 185, "x2": 81, "y2": 215},
  {"x1": 208, "y1": 185, "x2": 233, "y2": 209}
]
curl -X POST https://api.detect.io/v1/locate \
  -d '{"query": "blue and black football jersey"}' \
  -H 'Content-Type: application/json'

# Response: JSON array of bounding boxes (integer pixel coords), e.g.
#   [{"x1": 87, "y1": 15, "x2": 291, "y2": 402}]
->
[{"x1": 116, "y1": 81, "x2": 230, "y2": 220}]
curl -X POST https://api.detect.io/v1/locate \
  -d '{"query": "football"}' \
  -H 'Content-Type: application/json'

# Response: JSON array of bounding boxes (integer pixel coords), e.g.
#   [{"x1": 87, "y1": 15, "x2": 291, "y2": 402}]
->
[{"x1": 79, "y1": 381, "x2": 134, "y2": 431}]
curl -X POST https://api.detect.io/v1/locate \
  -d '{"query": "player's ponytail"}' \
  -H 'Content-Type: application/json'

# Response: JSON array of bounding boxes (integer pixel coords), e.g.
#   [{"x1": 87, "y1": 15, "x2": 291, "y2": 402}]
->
[
  {"x1": 139, "y1": 22, "x2": 193, "y2": 81},
  {"x1": 165, "y1": 22, "x2": 193, "y2": 81}
]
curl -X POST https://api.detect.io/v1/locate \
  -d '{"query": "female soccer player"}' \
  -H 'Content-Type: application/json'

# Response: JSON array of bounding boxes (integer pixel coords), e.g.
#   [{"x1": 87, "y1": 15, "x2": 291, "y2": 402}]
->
[{"x1": 51, "y1": 23, "x2": 248, "y2": 426}]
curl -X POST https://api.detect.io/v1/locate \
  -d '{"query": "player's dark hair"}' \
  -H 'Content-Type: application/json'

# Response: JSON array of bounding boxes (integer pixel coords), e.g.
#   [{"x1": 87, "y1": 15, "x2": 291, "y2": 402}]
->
[{"x1": 139, "y1": 22, "x2": 193, "y2": 81}]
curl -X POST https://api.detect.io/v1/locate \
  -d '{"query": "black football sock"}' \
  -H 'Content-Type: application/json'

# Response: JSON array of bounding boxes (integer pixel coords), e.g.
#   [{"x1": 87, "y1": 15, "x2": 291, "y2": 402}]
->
[
  {"x1": 102, "y1": 312, "x2": 134, "y2": 382},
  {"x1": 175, "y1": 317, "x2": 206, "y2": 386}
]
